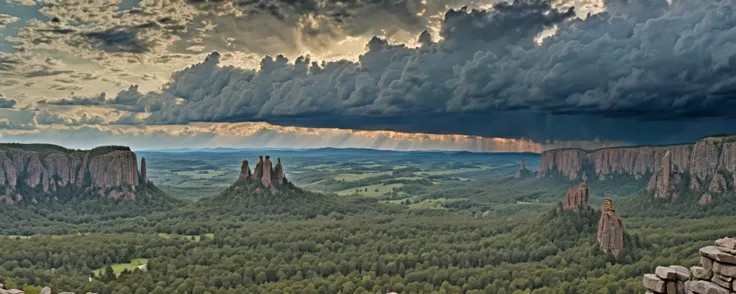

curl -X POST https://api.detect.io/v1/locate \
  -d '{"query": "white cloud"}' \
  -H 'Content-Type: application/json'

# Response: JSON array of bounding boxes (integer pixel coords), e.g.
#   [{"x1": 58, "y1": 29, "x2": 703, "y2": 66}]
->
[{"x1": 0, "y1": 13, "x2": 20, "y2": 29}]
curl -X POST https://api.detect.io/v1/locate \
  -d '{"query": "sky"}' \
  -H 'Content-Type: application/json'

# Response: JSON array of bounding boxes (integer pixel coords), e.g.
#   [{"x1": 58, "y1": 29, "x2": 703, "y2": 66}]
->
[{"x1": 0, "y1": 0, "x2": 735, "y2": 152}]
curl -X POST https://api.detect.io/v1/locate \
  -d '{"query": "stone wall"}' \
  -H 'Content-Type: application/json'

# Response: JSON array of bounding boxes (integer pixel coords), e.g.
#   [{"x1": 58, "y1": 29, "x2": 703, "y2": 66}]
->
[{"x1": 643, "y1": 237, "x2": 736, "y2": 293}]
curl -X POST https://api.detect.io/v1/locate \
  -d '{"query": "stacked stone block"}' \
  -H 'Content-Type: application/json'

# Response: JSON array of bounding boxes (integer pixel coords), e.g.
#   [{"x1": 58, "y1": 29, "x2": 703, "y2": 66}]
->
[{"x1": 643, "y1": 237, "x2": 736, "y2": 294}]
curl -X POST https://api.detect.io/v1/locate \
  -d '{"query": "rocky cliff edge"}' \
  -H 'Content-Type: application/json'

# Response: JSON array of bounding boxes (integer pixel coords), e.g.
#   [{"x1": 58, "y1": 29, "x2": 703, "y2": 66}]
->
[
  {"x1": 538, "y1": 135, "x2": 736, "y2": 202},
  {"x1": 0, "y1": 144, "x2": 147, "y2": 203}
]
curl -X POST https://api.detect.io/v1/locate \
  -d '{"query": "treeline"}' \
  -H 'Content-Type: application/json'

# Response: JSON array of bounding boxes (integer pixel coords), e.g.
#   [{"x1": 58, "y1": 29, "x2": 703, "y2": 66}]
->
[{"x1": 4, "y1": 210, "x2": 733, "y2": 294}]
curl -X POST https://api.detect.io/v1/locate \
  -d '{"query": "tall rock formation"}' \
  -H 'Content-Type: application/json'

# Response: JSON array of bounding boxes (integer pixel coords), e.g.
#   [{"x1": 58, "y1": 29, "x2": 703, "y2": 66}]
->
[
  {"x1": 0, "y1": 144, "x2": 148, "y2": 203},
  {"x1": 649, "y1": 150, "x2": 684, "y2": 199},
  {"x1": 261, "y1": 156, "x2": 273, "y2": 189},
  {"x1": 561, "y1": 182, "x2": 591, "y2": 211},
  {"x1": 141, "y1": 157, "x2": 148, "y2": 182},
  {"x1": 253, "y1": 156, "x2": 264, "y2": 180},
  {"x1": 515, "y1": 158, "x2": 531, "y2": 178},
  {"x1": 274, "y1": 157, "x2": 285, "y2": 184},
  {"x1": 538, "y1": 135, "x2": 736, "y2": 201},
  {"x1": 232, "y1": 155, "x2": 288, "y2": 195},
  {"x1": 238, "y1": 160, "x2": 251, "y2": 181},
  {"x1": 597, "y1": 199, "x2": 625, "y2": 256}
]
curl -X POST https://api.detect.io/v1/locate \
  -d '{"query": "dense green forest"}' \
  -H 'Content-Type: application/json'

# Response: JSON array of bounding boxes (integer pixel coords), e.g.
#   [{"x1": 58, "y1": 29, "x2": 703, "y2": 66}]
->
[
  {"x1": 1, "y1": 148, "x2": 735, "y2": 293},
  {"x1": 1, "y1": 176, "x2": 735, "y2": 294}
]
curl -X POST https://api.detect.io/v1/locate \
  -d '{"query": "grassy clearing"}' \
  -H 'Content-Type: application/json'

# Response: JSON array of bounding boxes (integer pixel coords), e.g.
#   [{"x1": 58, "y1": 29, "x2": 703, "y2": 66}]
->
[
  {"x1": 303, "y1": 164, "x2": 340, "y2": 170},
  {"x1": 383, "y1": 198, "x2": 466, "y2": 210},
  {"x1": 157, "y1": 233, "x2": 214, "y2": 242},
  {"x1": 4, "y1": 235, "x2": 33, "y2": 239},
  {"x1": 333, "y1": 171, "x2": 393, "y2": 182},
  {"x1": 94, "y1": 258, "x2": 149, "y2": 277},
  {"x1": 414, "y1": 164, "x2": 516, "y2": 176},
  {"x1": 383, "y1": 176, "x2": 423, "y2": 181},
  {"x1": 337, "y1": 183, "x2": 404, "y2": 197},
  {"x1": 174, "y1": 170, "x2": 227, "y2": 179},
  {"x1": 4, "y1": 233, "x2": 87, "y2": 239},
  {"x1": 359, "y1": 164, "x2": 383, "y2": 168},
  {"x1": 414, "y1": 168, "x2": 486, "y2": 176}
]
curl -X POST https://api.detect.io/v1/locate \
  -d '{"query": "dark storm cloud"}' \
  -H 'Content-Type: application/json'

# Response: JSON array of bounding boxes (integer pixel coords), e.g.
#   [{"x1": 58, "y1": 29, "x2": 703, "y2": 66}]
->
[
  {"x1": 40, "y1": 85, "x2": 175, "y2": 112},
  {"x1": 123, "y1": 0, "x2": 736, "y2": 143},
  {"x1": 0, "y1": 98, "x2": 18, "y2": 108}
]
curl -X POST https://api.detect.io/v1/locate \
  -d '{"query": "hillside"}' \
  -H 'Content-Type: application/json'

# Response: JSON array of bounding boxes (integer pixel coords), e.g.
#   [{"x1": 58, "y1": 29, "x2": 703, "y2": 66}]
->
[{"x1": 205, "y1": 156, "x2": 400, "y2": 219}]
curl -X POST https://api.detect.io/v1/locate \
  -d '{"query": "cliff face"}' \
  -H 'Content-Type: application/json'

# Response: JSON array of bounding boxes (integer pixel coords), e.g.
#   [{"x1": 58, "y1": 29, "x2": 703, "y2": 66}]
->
[
  {"x1": 0, "y1": 145, "x2": 145, "y2": 203},
  {"x1": 538, "y1": 135, "x2": 736, "y2": 201},
  {"x1": 597, "y1": 199, "x2": 625, "y2": 256}
]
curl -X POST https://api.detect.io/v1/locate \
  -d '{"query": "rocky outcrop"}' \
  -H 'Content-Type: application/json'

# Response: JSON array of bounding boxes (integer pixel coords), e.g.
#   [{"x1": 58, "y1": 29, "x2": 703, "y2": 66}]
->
[
  {"x1": 261, "y1": 156, "x2": 273, "y2": 188},
  {"x1": 643, "y1": 237, "x2": 736, "y2": 294},
  {"x1": 238, "y1": 160, "x2": 251, "y2": 181},
  {"x1": 233, "y1": 155, "x2": 289, "y2": 195},
  {"x1": 515, "y1": 158, "x2": 531, "y2": 178},
  {"x1": 561, "y1": 182, "x2": 591, "y2": 212},
  {"x1": 699, "y1": 193, "x2": 714, "y2": 205},
  {"x1": 538, "y1": 135, "x2": 736, "y2": 201},
  {"x1": 0, "y1": 144, "x2": 148, "y2": 203},
  {"x1": 275, "y1": 157, "x2": 285, "y2": 184},
  {"x1": 597, "y1": 199, "x2": 625, "y2": 256},
  {"x1": 140, "y1": 157, "x2": 147, "y2": 182},
  {"x1": 253, "y1": 156, "x2": 264, "y2": 180}
]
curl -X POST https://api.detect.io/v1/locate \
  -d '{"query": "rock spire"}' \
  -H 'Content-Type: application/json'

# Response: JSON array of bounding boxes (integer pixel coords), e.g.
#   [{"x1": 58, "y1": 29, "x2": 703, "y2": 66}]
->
[
  {"x1": 261, "y1": 156, "x2": 273, "y2": 188},
  {"x1": 275, "y1": 157, "x2": 285, "y2": 184},
  {"x1": 562, "y1": 182, "x2": 591, "y2": 211},
  {"x1": 233, "y1": 155, "x2": 288, "y2": 194},
  {"x1": 238, "y1": 160, "x2": 251, "y2": 181},
  {"x1": 141, "y1": 157, "x2": 147, "y2": 182},
  {"x1": 597, "y1": 199, "x2": 625, "y2": 256},
  {"x1": 515, "y1": 158, "x2": 530, "y2": 178}
]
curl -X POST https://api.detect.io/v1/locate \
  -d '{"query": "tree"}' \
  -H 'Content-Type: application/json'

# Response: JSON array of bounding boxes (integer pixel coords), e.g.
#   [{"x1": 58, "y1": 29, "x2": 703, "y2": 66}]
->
[{"x1": 103, "y1": 265, "x2": 116, "y2": 282}]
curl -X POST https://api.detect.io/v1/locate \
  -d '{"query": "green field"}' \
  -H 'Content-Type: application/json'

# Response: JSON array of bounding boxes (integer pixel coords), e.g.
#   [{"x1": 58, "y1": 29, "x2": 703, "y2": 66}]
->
[
  {"x1": 385, "y1": 197, "x2": 468, "y2": 209},
  {"x1": 334, "y1": 171, "x2": 393, "y2": 181},
  {"x1": 336, "y1": 183, "x2": 404, "y2": 197},
  {"x1": 94, "y1": 258, "x2": 149, "y2": 277},
  {"x1": 4, "y1": 233, "x2": 87, "y2": 239},
  {"x1": 174, "y1": 169, "x2": 227, "y2": 179},
  {"x1": 414, "y1": 167, "x2": 486, "y2": 176},
  {"x1": 4, "y1": 235, "x2": 32, "y2": 239},
  {"x1": 414, "y1": 164, "x2": 515, "y2": 176}
]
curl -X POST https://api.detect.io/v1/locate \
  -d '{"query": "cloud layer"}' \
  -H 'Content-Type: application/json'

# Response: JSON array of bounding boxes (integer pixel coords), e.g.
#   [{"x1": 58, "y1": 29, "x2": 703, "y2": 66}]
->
[
  {"x1": 2, "y1": 0, "x2": 736, "y2": 148},
  {"x1": 102, "y1": 0, "x2": 735, "y2": 144}
]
